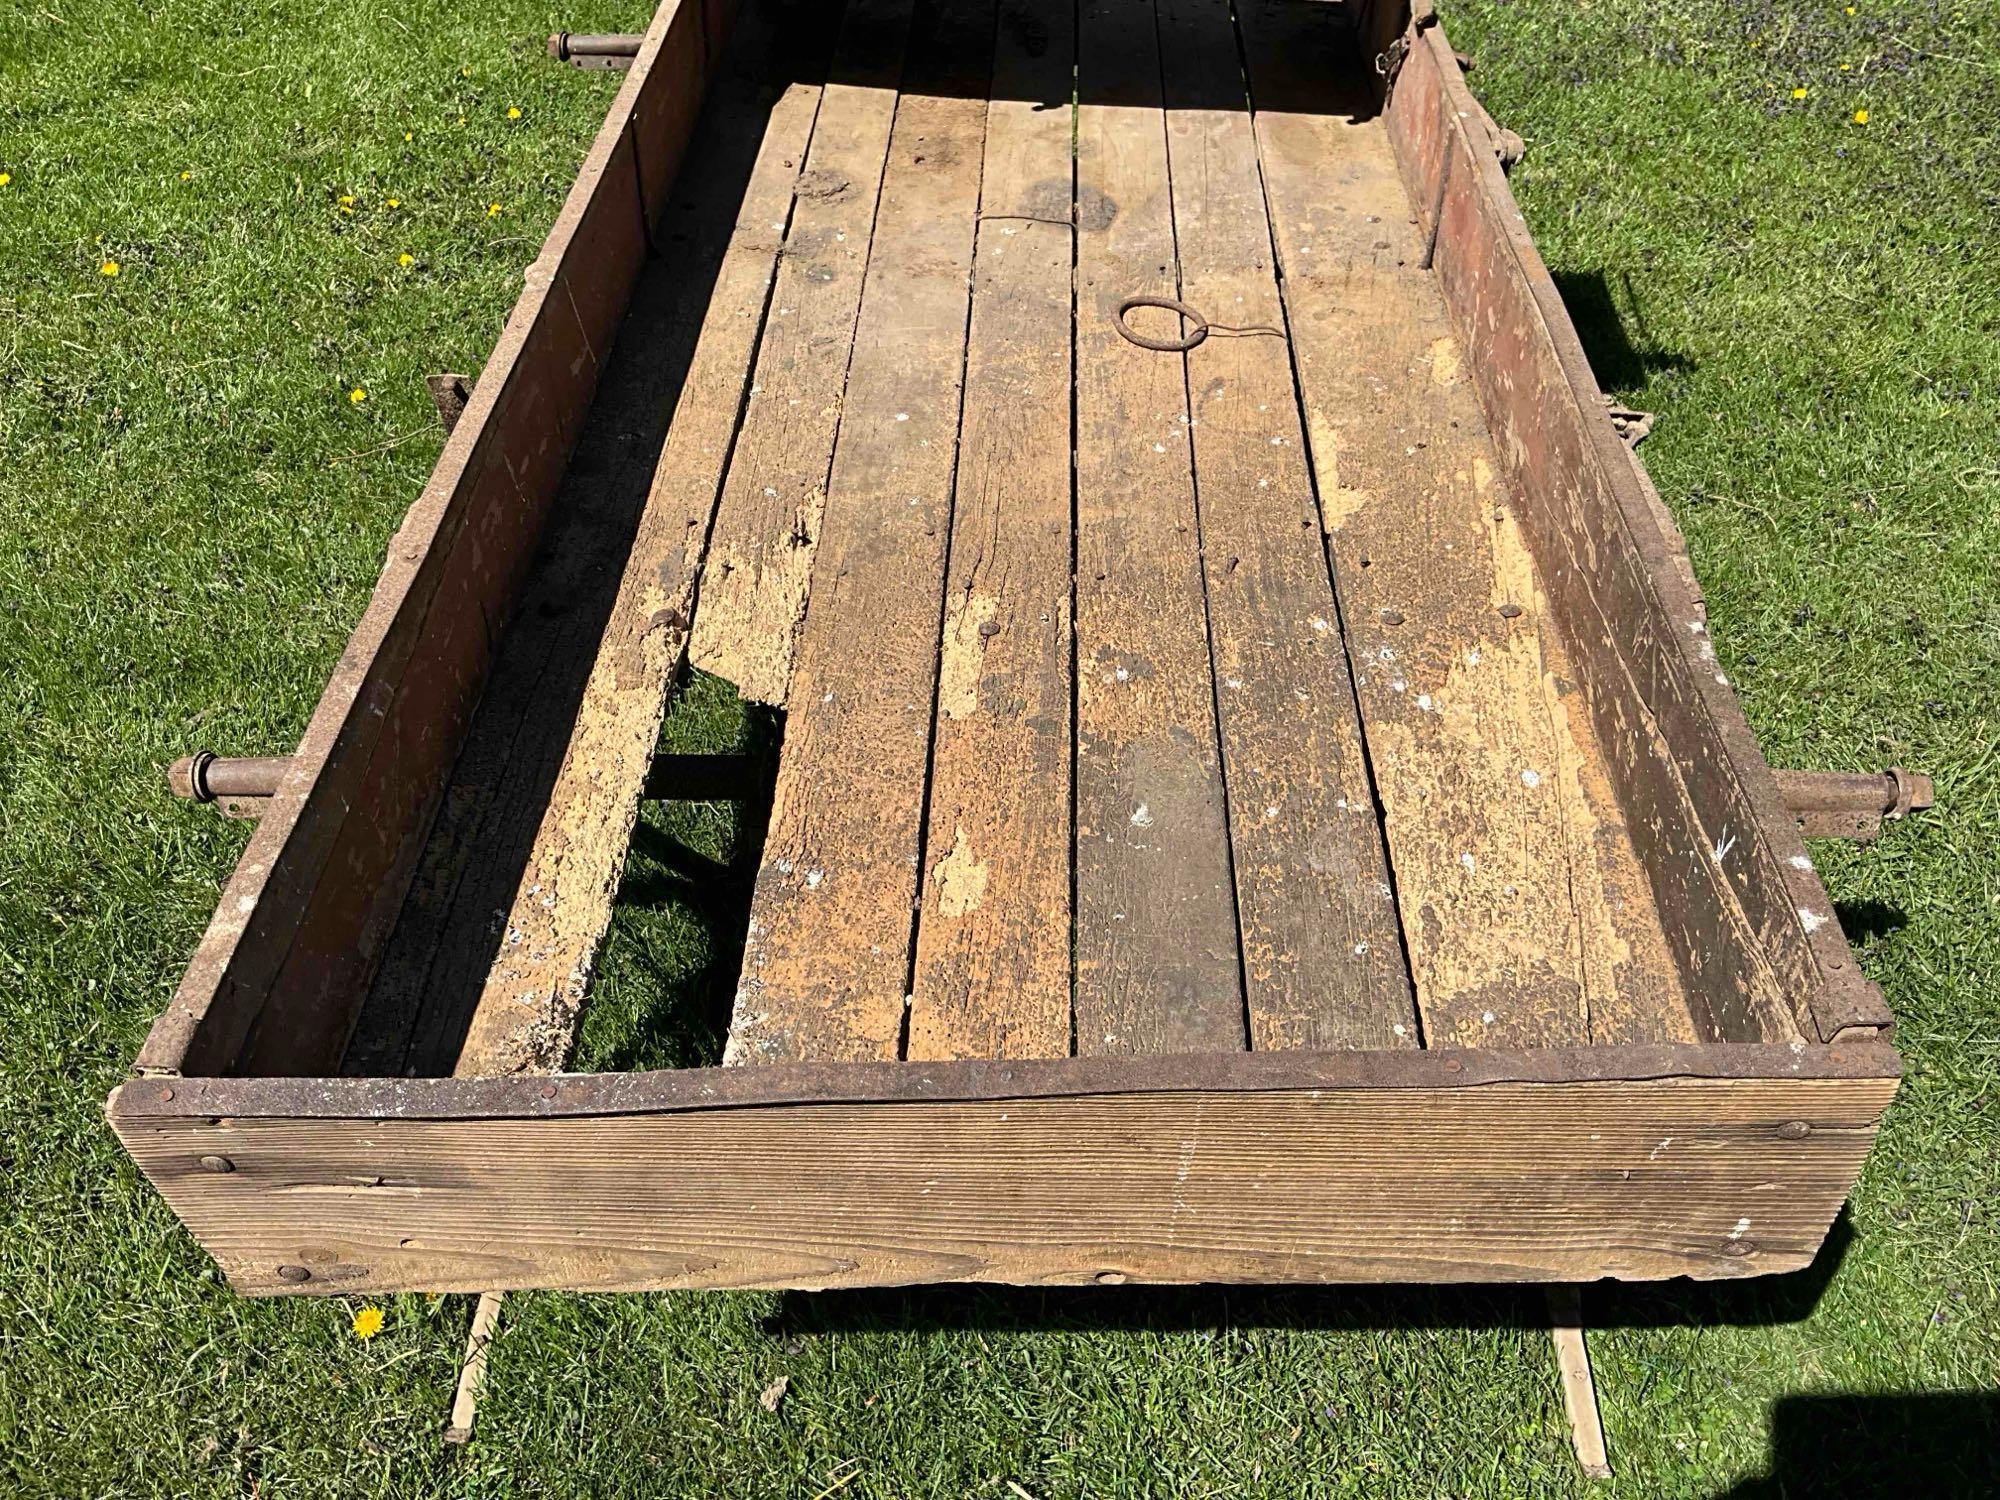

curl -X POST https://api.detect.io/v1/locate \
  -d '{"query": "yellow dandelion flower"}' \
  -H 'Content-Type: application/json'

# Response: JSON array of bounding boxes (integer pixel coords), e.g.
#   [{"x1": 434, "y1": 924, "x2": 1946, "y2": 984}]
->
[
  {"x1": 1853, "y1": 108, "x2": 1869, "y2": 124},
  {"x1": 1840, "y1": 62, "x2": 1852, "y2": 71},
  {"x1": 180, "y1": 170, "x2": 192, "y2": 181},
  {"x1": 461, "y1": 65, "x2": 473, "y2": 77},
  {"x1": 100, "y1": 260, "x2": 120, "y2": 277},
  {"x1": 457, "y1": 114, "x2": 468, "y2": 126},
  {"x1": 487, "y1": 201, "x2": 504, "y2": 217},
  {"x1": 507, "y1": 106, "x2": 522, "y2": 120},
  {"x1": 1791, "y1": 87, "x2": 1808, "y2": 99},
  {"x1": 386, "y1": 198, "x2": 401, "y2": 208},
  {"x1": 403, "y1": 130, "x2": 414, "y2": 142},
  {"x1": 349, "y1": 387, "x2": 368, "y2": 404},
  {"x1": 398, "y1": 252, "x2": 415, "y2": 266},
  {"x1": 1845, "y1": 5, "x2": 1856, "y2": 13},
  {"x1": 351, "y1": 1306, "x2": 385, "y2": 1340},
  {"x1": 0, "y1": 172, "x2": 12, "y2": 188}
]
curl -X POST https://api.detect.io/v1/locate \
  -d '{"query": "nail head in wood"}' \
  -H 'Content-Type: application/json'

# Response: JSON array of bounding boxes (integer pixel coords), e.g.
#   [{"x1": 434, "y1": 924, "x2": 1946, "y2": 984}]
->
[{"x1": 198, "y1": 1154, "x2": 235, "y2": 1173}]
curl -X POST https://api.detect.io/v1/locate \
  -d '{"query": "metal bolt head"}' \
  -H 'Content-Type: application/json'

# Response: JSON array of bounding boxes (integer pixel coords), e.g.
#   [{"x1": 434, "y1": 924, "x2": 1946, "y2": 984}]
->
[
  {"x1": 1776, "y1": 1120, "x2": 1812, "y2": 1140},
  {"x1": 539, "y1": 1083, "x2": 557, "y2": 1100},
  {"x1": 1497, "y1": 602, "x2": 1524, "y2": 619},
  {"x1": 276, "y1": 1264, "x2": 312, "y2": 1283},
  {"x1": 198, "y1": 1154, "x2": 235, "y2": 1173},
  {"x1": 1380, "y1": 608, "x2": 1405, "y2": 626}
]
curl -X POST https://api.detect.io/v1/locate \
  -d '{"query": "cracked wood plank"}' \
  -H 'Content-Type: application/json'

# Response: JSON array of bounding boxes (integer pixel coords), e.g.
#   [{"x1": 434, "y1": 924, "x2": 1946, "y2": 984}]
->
[
  {"x1": 905, "y1": 0, "x2": 1074, "y2": 1061},
  {"x1": 687, "y1": 0, "x2": 918, "y2": 706},
  {"x1": 1237, "y1": 0, "x2": 1696, "y2": 1049},
  {"x1": 1071, "y1": 0, "x2": 1245, "y2": 1057},
  {"x1": 727, "y1": 0, "x2": 997, "y2": 1065},
  {"x1": 1155, "y1": 0, "x2": 1416, "y2": 1049},
  {"x1": 440, "y1": 26, "x2": 835, "y2": 1078}
]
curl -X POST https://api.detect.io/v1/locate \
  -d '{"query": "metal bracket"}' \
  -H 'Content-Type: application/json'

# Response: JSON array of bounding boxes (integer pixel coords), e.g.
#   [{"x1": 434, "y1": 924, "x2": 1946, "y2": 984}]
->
[{"x1": 1602, "y1": 399, "x2": 1656, "y2": 449}]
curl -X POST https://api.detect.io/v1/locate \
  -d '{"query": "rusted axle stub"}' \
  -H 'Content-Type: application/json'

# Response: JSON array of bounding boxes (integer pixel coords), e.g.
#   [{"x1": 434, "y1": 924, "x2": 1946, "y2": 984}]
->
[
  {"x1": 1772, "y1": 767, "x2": 1935, "y2": 842},
  {"x1": 168, "y1": 751, "x2": 764, "y2": 819},
  {"x1": 547, "y1": 32, "x2": 642, "y2": 70}
]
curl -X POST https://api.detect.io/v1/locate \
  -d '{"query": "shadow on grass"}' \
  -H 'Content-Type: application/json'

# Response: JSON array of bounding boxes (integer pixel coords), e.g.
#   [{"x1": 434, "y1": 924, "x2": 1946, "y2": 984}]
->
[
  {"x1": 767, "y1": 1211, "x2": 1859, "y2": 1337},
  {"x1": 1551, "y1": 268, "x2": 1692, "y2": 391},
  {"x1": 1836, "y1": 898, "x2": 1906, "y2": 946},
  {"x1": 1713, "y1": 1391, "x2": 1999, "y2": 1498}
]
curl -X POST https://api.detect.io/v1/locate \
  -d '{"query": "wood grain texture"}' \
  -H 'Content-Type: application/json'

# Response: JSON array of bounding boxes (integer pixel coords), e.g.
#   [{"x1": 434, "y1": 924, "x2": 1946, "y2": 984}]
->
[
  {"x1": 1379, "y1": 25, "x2": 1847, "y2": 1043},
  {"x1": 1155, "y1": 0, "x2": 1415, "y2": 1050},
  {"x1": 143, "y1": 0, "x2": 709, "y2": 1078},
  {"x1": 112, "y1": 1067, "x2": 1897, "y2": 1295},
  {"x1": 451, "y1": 78, "x2": 836, "y2": 1079},
  {"x1": 905, "y1": 0, "x2": 1074, "y2": 1061},
  {"x1": 1237, "y1": 0, "x2": 1697, "y2": 1051},
  {"x1": 727, "y1": 0, "x2": 996, "y2": 1065},
  {"x1": 1072, "y1": 0, "x2": 1245, "y2": 1057},
  {"x1": 341, "y1": 13, "x2": 834, "y2": 1079},
  {"x1": 688, "y1": 0, "x2": 917, "y2": 706}
]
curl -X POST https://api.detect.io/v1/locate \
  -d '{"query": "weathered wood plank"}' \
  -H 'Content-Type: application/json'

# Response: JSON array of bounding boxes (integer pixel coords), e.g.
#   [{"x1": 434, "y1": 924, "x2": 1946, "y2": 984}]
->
[
  {"x1": 1236, "y1": 0, "x2": 1696, "y2": 1050},
  {"x1": 1071, "y1": 0, "x2": 1245, "y2": 1057},
  {"x1": 342, "y1": 14, "x2": 838, "y2": 1080},
  {"x1": 145, "y1": 0, "x2": 712, "y2": 1078},
  {"x1": 727, "y1": 0, "x2": 997, "y2": 1065},
  {"x1": 1379, "y1": 25, "x2": 1841, "y2": 1042},
  {"x1": 688, "y1": 0, "x2": 918, "y2": 706},
  {"x1": 905, "y1": 0, "x2": 1074, "y2": 1061},
  {"x1": 446, "y1": 44, "x2": 846, "y2": 1080},
  {"x1": 1155, "y1": 0, "x2": 1415, "y2": 1050},
  {"x1": 110, "y1": 1054, "x2": 1899, "y2": 1294}
]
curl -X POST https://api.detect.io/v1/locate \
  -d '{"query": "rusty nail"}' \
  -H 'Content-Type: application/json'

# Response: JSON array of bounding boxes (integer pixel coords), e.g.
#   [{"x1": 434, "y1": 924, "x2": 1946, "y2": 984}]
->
[
  {"x1": 978, "y1": 620, "x2": 1001, "y2": 639},
  {"x1": 1497, "y1": 602, "x2": 1523, "y2": 619},
  {"x1": 539, "y1": 1083, "x2": 558, "y2": 1100},
  {"x1": 159, "y1": 1087, "x2": 175, "y2": 1102},
  {"x1": 1380, "y1": 608, "x2": 1405, "y2": 626},
  {"x1": 277, "y1": 1265, "x2": 312, "y2": 1283},
  {"x1": 198, "y1": 1154, "x2": 236, "y2": 1173}
]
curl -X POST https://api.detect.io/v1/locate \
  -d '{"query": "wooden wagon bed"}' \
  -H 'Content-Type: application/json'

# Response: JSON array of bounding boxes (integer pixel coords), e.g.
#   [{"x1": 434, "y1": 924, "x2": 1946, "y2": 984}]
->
[{"x1": 113, "y1": 0, "x2": 1903, "y2": 1296}]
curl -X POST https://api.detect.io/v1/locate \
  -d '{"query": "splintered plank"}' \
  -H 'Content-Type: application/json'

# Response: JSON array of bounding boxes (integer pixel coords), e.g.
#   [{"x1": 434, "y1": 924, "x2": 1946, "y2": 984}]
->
[
  {"x1": 1072, "y1": 0, "x2": 1245, "y2": 1057},
  {"x1": 728, "y1": 0, "x2": 997, "y2": 1065},
  {"x1": 689, "y1": 0, "x2": 918, "y2": 705},
  {"x1": 344, "y1": 8, "x2": 836, "y2": 1078},
  {"x1": 1235, "y1": 0, "x2": 1696, "y2": 1049},
  {"x1": 904, "y1": 0, "x2": 1073, "y2": 1061},
  {"x1": 1154, "y1": 0, "x2": 1415, "y2": 1049},
  {"x1": 442, "y1": 39, "x2": 836, "y2": 1078}
]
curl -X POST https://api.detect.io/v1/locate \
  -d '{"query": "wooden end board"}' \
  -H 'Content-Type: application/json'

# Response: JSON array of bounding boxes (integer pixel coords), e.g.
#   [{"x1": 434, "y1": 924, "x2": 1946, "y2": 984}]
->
[
  {"x1": 688, "y1": 0, "x2": 917, "y2": 707},
  {"x1": 1072, "y1": 0, "x2": 1246, "y2": 1056},
  {"x1": 1155, "y1": 0, "x2": 1415, "y2": 1050},
  {"x1": 137, "y1": 0, "x2": 716, "y2": 1079},
  {"x1": 108, "y1": 1042, "x2": 1899, "y2": 1295},
  {"x1": 1378, "y1": 15, "x2": 1887, "y2": 1043},
  {"x1": 1236, "y1": 0, "x2": 1698, "y2": 1050},
  {"x1": 727, "y1": 0, "x2": 998, "y2": 1065},
  {"x1": 905, "y1": 0, "x2": 1075, "y2": 1061}
]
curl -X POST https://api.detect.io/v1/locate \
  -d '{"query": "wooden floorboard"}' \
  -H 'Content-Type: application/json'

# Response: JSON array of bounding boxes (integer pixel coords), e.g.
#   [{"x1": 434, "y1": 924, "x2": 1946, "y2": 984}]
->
[
  {"x1": 904, "y1": 0, "x2": 1074, "y2": 1061},
  {"x1": 1236, "y1": 0, "x2": 1696, "y2": 1049},
  {"x1": 1072, "y1": 0, "x2": 1246, "y2": 1057},
  {"x1": 727, "y1": 0, "x2": 997, "y2": 1066},
  {"x1": 689, "y1": 0, "x2": 918, "y2": 706},
  {"x1": 1155, "y1": 0, "x2": 1416, "y2": 1050},
  {"x1": 343, "y1": 5, "x2": 837, "y2": 1076}
]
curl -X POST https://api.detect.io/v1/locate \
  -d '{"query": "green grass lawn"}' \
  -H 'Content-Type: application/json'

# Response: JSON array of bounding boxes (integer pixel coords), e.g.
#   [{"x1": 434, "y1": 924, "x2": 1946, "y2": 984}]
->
[{"x1": 2, "y1": 0, "x2": 1995, "y2": 1493}]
